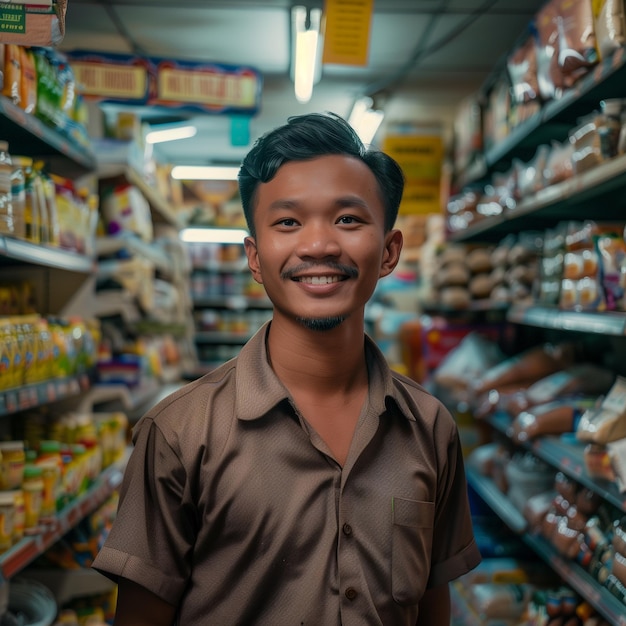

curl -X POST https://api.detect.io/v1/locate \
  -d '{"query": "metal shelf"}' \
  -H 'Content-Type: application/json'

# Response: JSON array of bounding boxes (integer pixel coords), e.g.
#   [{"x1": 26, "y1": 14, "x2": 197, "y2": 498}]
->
[
  {"x1": 466, "y1": 459, "x2": 626, "y2": 626},
  {"x1": 456, "y1": 46, "x2": 626, "y2": 186},
  {"x1": 0, "y1": 452, "x2": 128, "y2": 581},
  {"x1": 192, "y1": 295, "x2": 273, "y2": 310},
  {"x1": 0, "y1": 237, "x2": 94, "y2": 273},
  {"x1": 449, "y1": 153, "x2": 626, "y2": 243},
  {"x1": 195, "y1": 331, "x2": 252, "y2": 344},
  {"x1": 0, "y1": 374, "x2": 91, "y2": 418},
  {"x1": 488, "y1": 412, "x2": 626, "y2": 513},
  {"x1": 507, "y1": 304, "x2": 626, "y2": 336},
  {"x1": 0, "y1": 95, "x2": 96, "y2": 178}
]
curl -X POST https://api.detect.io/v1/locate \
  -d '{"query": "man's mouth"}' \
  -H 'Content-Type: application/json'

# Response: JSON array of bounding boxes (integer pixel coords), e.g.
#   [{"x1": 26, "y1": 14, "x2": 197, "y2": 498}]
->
[{"x1": 295, "y1": 275, "x2": 344, "y2": 285}]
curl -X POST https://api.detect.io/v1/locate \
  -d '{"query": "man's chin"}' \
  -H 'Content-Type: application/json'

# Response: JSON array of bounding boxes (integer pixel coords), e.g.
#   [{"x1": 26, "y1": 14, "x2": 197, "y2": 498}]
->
[{"x1": 296, "y1": 316, "x2": 346, "y2": 331}]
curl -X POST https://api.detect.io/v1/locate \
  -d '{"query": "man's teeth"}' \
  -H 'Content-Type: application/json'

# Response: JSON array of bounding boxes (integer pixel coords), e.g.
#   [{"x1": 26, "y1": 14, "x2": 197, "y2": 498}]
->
[{"x1": 298, "y1": 276, "x2": 341, "y2": 285}]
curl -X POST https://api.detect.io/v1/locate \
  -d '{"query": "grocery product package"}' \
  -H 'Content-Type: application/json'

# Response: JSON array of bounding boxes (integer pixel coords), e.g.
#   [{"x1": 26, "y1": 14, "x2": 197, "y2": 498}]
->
[
  {"x1": 509, "y1": 396, "x2": 597, "y2": 443},
  {"x1": 472, "y1": 341, "x2": 577, "y2": 397},
  {"x1": 100, "y1": 183, "x2": 153, "y2": 242},
  {"x1": 503, "y1": 363, "x2": 615, "y2": 417},
  {"x1": 0, "y1": 1, "x2": 68, "y2": 47},
  {"x1": 432, "y1": 332, "x2": 505, "y2": 396},
  {"x1": 595, "y1": 0, "x2": 626, "y2": 60},
  {"x1": 577, "y1": 375, "x2": 626, "y2": 443}
]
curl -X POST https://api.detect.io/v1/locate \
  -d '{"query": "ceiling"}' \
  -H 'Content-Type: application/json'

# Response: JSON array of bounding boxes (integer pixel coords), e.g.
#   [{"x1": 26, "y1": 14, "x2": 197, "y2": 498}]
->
[{"x1": 59, "y1": 0, "x2": 547, "y2": 167}]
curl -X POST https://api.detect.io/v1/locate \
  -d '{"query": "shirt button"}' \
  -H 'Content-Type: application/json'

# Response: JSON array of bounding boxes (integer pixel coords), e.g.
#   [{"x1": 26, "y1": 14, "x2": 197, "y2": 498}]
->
[
  {"x1": 342, "y1": 523, "x2": 353, "y2": 536},
  {"x1": 345, "y1": 587, "x2": 358, "y2": 601}
]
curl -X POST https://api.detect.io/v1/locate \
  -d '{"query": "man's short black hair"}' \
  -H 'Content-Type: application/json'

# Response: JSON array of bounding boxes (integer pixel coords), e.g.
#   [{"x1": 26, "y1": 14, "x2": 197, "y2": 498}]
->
[{"x1": 238, "y1": 112, "x2": 405, "y2": 237}]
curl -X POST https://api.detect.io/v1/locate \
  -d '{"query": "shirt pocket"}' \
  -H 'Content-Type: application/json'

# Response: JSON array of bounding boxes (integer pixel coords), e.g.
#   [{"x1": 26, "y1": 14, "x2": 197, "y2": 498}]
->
[{"x1": 391, "y1": 496, "x2": 435, "y2": 605}]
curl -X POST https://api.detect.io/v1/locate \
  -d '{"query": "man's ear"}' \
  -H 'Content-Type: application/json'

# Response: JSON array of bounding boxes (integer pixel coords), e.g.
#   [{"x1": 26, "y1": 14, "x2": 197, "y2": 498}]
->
[
  {"x1": 379, "y1": 229, "x2": 403, "y2": 278},
  {"x1": 244, "y1": 236, "x2": 263, "y2": 284}
]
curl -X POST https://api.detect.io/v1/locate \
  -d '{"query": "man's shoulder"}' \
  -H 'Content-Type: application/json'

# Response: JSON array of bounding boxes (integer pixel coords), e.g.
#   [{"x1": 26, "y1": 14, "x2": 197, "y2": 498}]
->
[
  {"x1": 388, "y1": 368, "x2": 455, "y2": 426},
  {"x1": 130, "y1": 358, "x2": 242, "y2": 458},
  {"x1": 144, "y1": 358, "x2": 239, "y2": 424}
]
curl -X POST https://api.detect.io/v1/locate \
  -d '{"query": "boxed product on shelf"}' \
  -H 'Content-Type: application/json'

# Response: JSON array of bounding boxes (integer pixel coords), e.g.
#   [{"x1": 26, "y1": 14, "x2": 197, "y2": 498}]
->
[{"x1": 0, "y1": 2, "x2": 67, "y2": 47}]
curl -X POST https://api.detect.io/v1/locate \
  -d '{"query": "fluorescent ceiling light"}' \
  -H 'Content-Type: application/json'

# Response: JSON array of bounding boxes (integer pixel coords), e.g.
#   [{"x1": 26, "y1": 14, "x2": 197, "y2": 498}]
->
[
  {"x1": 348, "y1": 96, "x2": 385, "y2": 145},
  {"x1": 145, "y1": 125, "x2": 197, "y2": 144},
  {"x1": 179, "y1": 227, "x2": 249, "y2": 244},
  {"x1": 291, "y1": 6, "x2": 323, "y2": 104},
  {"x1": 171, "y1": 165, "x2": 240, "y2": 180}
]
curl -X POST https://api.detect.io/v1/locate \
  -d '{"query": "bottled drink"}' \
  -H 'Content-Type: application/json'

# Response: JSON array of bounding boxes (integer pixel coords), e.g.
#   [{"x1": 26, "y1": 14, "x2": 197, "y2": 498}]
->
[
  {"x1": 14, "y1": 156, "x2": 40, "y2": 244},
  {"x1": 0, "y1": 141, "x2": 15, "y2": 236}
]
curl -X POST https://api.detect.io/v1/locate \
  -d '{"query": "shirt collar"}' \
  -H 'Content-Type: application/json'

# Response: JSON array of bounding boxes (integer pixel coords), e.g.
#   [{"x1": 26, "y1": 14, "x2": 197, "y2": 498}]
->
[{"x1": 235, "y1": 321, "x2": 416, "y2": 422}]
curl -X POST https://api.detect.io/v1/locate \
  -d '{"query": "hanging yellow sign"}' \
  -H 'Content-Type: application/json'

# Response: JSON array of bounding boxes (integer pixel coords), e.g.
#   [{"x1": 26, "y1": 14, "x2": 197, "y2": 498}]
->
[
  {"x1": 322, "y1": 0, "x2": 374, "y2": 66},
  {"x1": 383, "y1": 134, "x2": 444, "y2": 215}
]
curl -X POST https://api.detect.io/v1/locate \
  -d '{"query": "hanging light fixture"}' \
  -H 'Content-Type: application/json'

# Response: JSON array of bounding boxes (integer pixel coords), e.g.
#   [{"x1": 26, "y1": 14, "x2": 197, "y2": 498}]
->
[
  {"x1": 347, "y1": 96, "x2": 385, "y2": 145},
  {"x1": 291, "y1": 5, "x2": 323, "y2": 103},
  {"x1": 145, "y1": 124, "x2": 197, "y2": 144},
  {"x1": 171, "y1": 165, "x2": 240, "y2": 180}
]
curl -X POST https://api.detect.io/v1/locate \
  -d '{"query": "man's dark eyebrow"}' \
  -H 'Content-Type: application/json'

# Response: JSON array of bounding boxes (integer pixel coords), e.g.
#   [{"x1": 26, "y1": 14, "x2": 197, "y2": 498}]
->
[
  {"x1": 335, "y1": 195, "x2": 369, "y2": 209},
  {"x1": 266, "y1": 195, "x2": 371, "y2": 212},
  {"x1": 267, "y1": 199, "x2": 300, "y2": 211}
]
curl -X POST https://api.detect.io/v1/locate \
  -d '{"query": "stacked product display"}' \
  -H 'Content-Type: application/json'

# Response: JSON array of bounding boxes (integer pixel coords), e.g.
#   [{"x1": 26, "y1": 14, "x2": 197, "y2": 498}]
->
[
  {"x1": 434, "y1": 1, "x2": 626, "y2": 623},
  {"x1": 187, "y1": 240, "x2": 272, "y2": 370},
  {"x1": 0, "y1": 39, "x2": 192, "y2": 624}
]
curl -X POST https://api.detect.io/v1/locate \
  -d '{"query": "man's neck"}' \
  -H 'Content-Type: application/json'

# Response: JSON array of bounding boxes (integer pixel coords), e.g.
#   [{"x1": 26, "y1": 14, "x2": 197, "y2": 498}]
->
[{"x1": 266, "y1": 317, "x2": 368, "y2": 395}]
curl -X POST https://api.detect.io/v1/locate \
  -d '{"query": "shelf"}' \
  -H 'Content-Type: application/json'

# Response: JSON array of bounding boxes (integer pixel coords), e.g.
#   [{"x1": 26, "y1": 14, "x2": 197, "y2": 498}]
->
[
  {"x1": 96, "y1": 235, "x2": 171, "y2": 277},
  {"x1": 465, "y1": 462, "x2": 528, "y2": 533},
  {"x1": 22, "y1": 567, "x2": 116, "y2": 606},
  {"x1": 98, "y1": 164, "x2": 184, "y2": 229},
  {"x1": 192, "y1": 295, "x2": 273, "y2": 310},
  {"x1": 507, "y1": 304, "x2": 626, "y2": 336},
  {"x1": 0, "y1": 237, "x2": 94, "y2": 273},
  {"x1": 93, "y1": 290, "x2": 141, "y2": 323},
  {"x1": 449, "y1": 152, "x2": 626, "y2": 243},
  {"x1": 460, "y1": 46, "x2": 626, "y2": 184},
  {"x1": 124, "y1": 167, "x2": 185, "y2": 229},
  {"x1": 523, "y1": 533, "x2": 626, "y2": 626},
  {"x1": 0, "y1": 374, "x2": 91, "y2": 418},
  {"x1": 466, "y1": 460, "x2": 626, "y2": 626},
  {"x1": 0, "y1": 452, "x2": 127, "y2": 581},
  {"x1": 192, "y1": 259, "x2": 250, "y2": 273},
  {"x1": 195, "y1": 331, "x2": 252, "y2": 344},
  {"x1": 0, "y1": 96, "x2": 96, "y2": 178},
  {"x1": 488, "y1": 413, "x2": 626, "y2": 513}
]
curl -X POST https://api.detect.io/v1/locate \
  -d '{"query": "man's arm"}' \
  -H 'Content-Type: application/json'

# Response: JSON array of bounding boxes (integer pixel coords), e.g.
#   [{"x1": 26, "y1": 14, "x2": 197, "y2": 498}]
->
[
  {"x1": 416, "y1": 583, "x2": 451, "y2": 626},
  {"x1": 114, "y1": 577, "x2": 177, "y2": 626}
]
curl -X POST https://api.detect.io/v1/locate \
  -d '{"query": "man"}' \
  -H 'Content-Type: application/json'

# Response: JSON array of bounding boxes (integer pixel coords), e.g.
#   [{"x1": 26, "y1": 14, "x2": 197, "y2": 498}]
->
[{"x1": 92, "y1": 112, "x2": 481, "y2": 625}]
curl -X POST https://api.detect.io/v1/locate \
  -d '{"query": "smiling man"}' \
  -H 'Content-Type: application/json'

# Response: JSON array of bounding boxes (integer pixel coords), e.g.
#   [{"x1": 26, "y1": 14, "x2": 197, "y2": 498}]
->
[{"x1": 92, "y1": 112, "x2": 481, "y2": 626}]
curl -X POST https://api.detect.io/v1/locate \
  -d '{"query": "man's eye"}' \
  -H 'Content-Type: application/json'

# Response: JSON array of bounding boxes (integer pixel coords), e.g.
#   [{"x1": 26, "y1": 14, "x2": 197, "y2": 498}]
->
[
  {"x1": 277, "y1": 218, "x2": 297, "y2": 227},
  {"x1": 337, "y1": 215, "x2": 358, "y2": 224}
]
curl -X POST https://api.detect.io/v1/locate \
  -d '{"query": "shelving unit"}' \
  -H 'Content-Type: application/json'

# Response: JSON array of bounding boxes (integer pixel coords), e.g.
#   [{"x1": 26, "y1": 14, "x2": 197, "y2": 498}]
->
[
  {"x1": 451, "y1": 45, "x2": 626, "y2": 244},
  {"x1": 447, "y1": 40, "x2": 626, "y2": 623},
  {"x1": 466, "y1": 464, "x2": 626, "y2": 626},
  {"x1": 188, "y1": 241, "x2": 271, "y2": 371},
  {"x1": 0, "y1": 93, "x2": 148, "y2": 608},
  {"x1": 0, "y1": 374, "x2": 91, "y2": 418},
  {"x1": 507, "y1": 304, "x2": 626, "y2": 336},
  {"x1": 0, "y1": 452, "x2": 127, "y2": 581},
  {"x1": 455, "y1": 47, "x2": 626, "y2": 190},
  {"x1": 0, "y1": 95, "x2": 96, "y2": 179}
]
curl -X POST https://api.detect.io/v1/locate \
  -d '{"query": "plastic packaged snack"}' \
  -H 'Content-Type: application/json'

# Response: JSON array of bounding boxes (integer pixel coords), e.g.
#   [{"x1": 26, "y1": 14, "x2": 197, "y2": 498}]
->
[{"x1": 577, "y1": 376, "x2": 626, "y2": 444}]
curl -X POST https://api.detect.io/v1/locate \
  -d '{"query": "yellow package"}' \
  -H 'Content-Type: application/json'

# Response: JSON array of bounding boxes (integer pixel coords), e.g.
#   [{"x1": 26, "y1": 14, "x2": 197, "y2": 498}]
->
[{"x1": 18, "y1": 46, "x2": 37, "y2": 114}]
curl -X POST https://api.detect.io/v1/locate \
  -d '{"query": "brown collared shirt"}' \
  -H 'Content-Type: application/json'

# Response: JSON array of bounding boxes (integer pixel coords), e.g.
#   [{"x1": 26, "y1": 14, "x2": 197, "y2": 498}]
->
[{"x1": 92, "y1": 323, "x2": 480, "y2": 625}]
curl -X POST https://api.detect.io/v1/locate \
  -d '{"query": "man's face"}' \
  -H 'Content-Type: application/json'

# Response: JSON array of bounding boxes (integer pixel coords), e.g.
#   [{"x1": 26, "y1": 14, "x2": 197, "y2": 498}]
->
[{"x1": 244, "y1": 154, "x2": 402, "y2": 328}]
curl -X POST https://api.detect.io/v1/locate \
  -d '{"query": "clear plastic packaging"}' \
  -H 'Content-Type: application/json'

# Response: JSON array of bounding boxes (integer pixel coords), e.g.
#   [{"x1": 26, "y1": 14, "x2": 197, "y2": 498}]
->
[{"x1": 0, "y1": 140, "x2": 14, "y2": 236}]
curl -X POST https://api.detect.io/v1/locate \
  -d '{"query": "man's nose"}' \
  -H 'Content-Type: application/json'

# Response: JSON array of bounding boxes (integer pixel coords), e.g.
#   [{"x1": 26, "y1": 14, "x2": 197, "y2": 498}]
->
[{"x1": 297, "y1": 222, "x2": 341, "y2": 257}]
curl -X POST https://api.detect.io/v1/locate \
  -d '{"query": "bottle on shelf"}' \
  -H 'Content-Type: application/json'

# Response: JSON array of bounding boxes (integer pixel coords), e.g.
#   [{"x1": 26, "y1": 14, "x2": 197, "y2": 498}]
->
[
  {"x1": 15, "y1": 156, "x2": 40, "y2": 244},
  {"x1": 0, "y1": 140, "x2": 15, "y2": 237}
]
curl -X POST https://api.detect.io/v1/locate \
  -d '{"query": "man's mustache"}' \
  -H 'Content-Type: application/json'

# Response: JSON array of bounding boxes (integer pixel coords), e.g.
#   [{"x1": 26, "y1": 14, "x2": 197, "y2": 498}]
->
[{"x1": 281, "y1": 262, "x2": 359, "y2": 280}]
